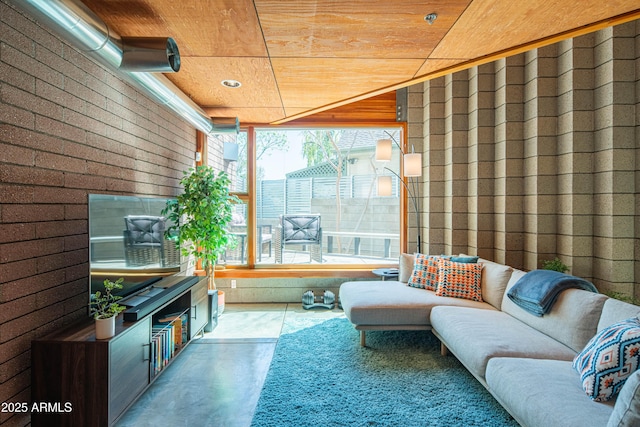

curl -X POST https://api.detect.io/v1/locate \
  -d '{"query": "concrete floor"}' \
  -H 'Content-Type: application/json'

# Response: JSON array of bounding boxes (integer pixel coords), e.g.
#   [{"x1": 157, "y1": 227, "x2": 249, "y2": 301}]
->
[{"x1": 115, "y1": 303, "x2": 344, "y2": 427}]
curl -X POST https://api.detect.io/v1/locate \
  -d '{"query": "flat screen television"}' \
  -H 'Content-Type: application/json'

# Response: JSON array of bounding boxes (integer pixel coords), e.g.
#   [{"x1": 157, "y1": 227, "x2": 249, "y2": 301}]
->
[{"x1": 88, "y1": 194, "x2": 182, "y2": 304}]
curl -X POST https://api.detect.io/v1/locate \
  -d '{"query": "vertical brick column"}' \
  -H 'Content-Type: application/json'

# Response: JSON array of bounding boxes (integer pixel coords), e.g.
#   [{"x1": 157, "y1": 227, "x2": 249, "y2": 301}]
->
[
  {"x1": 468, "y1": 63, "x2": 496, "y2": 259},
  {"x1": 494, "y1": 56, "x2": 525, "y2": 266},
  {"x1": 592, "y1": 24, "x2": 638, "y2": 294},
  {"x1": 443, "y1": 71, "x2": 470, "y2": 255},
  {"x1": 422, "y1": 77, "x2": 446, "y2": 255},
  {"x1": 407, "y1": 84, "x2": 424, "y2": 253},
  {"x1": 522, "y1": 45, "x2": 559, "y2": 271},
  {"x1": 557, "y1": 35, "x2": 596, "y2": 278}
]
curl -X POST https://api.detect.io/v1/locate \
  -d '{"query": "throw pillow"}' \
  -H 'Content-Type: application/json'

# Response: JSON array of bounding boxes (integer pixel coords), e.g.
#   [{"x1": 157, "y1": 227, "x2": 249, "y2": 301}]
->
[
  {"x1": 407, "y1": 254, "x2": 440, "y2": 291},
  {"x1": 450, "y1": 255, "x2": 479, "y2": 263},
  {"x1": 399, "y1": 253, "x2": 416, "y2": 283},
  {"x1": 572, "y1": 317, "x2": 640, "y2": 402},
  {"x1": 607, "y1": 369, "x2": 640, "y2": 427},
  {"x1": 435, "y1": 258, "x2": 483, "y2": 302}
]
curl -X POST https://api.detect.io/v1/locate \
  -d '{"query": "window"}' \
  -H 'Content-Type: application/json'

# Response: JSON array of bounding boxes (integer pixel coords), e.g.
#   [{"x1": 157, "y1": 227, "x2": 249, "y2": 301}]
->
[{"x1": 224, "y1": 126, "x2": 405, "y2": 267}]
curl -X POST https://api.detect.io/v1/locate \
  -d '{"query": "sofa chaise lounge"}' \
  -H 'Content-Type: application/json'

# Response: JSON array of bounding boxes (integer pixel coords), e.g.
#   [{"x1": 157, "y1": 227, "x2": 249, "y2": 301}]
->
[{"x1": 339, "y1": 255, "x2": 640, "y2": 427}]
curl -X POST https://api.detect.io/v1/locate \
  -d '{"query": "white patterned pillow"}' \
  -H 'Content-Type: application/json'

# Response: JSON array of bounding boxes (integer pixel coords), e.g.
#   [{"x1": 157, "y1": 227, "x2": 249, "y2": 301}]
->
[{"x1": 572, "y1": 317, "x2": 640, "y2": 402}]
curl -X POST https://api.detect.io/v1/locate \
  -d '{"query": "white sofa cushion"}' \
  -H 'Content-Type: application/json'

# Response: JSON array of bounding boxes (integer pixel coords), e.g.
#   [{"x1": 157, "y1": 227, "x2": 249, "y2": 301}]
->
[
  {"x1": 501, "y1": 269, "x2": 608, "y2": 353},
  {"x1": 598, "y1": 298, "x2": 640, "y2": 332},
  {"x1": 477, "y1": 258, "x2": 513, "y2": 310},
  {"x1": 486, "y1": 358, "x2": 614, "y2": 427},
  {"x1": 339, "y1": 281, "x2": 493, "y2": 327},
  {"x1": 398, "y1": 253, "x2": 415, "y2": 283},
  {"x1": 431, "y1": 306, "x2": 577, "y2": 378}
]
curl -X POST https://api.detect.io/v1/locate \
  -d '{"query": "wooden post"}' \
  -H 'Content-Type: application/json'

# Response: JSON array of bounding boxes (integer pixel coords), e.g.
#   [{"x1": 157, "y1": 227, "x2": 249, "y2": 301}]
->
[{"x1": 440, "y1": 342, "x2": 449, "y2": 356}]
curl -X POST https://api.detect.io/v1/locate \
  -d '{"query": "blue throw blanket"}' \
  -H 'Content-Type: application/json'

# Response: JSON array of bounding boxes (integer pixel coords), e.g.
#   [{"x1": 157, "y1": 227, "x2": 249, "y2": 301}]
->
[{"x1": 507, "y1": 270, "x2": 598, "y2": 317}]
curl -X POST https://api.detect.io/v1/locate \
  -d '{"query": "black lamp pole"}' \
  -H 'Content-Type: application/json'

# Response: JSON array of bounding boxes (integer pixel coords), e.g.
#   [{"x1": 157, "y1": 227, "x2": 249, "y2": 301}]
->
[{"x1": 381, "y1": 131, "x2": 422, "y2": 254}]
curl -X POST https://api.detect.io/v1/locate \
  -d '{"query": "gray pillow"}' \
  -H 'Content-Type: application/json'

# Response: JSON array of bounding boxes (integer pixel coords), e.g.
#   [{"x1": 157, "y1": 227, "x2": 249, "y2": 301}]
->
[
  {"x1": 451, "y1": 255, "x2": 479, "y2": 263},
  {"x1": 608, "y1": 369, "x2": 640, "y2": 426}
]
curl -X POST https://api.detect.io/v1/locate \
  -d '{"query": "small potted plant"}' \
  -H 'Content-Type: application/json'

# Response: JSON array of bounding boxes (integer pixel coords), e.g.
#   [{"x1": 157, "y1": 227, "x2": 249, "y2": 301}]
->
[
  {"x1": 541, "y1": 257, "x2": 570, "y2": 273},
  {"x1": 90, "y1": 278, "x2": 127, "y2": 339}
]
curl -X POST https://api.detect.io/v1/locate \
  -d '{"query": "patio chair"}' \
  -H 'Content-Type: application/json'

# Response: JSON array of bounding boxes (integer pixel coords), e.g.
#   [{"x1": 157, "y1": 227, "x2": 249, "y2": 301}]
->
[
  {"x1": 123, "y1": 215, "x2": 167, "y2": 267},
  {"x1": 274, "y1": 214, "x2": 322, "y2": 263}
]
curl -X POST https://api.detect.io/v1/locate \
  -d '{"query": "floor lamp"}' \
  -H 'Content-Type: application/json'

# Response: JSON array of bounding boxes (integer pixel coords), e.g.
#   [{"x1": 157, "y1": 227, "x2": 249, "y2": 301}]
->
[{"x1": 376, "y1": 136, "x2": 422, "y2": 254}]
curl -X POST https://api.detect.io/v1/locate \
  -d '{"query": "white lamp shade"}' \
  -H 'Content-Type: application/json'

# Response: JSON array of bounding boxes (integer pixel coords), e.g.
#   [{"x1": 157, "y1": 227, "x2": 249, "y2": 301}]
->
[
  {"x1": 375, "y1": 139, "x2": 392, "y2": 161},
  {"x1": 403, "y1": 152, "x2": 422, "y2": 177},
  {"x1": 378, "y1": 176, "x2": 393, "y2": 196}
]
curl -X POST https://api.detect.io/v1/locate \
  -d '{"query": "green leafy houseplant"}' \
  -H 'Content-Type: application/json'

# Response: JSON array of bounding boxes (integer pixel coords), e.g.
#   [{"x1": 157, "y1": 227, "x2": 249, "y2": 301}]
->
[
  {"x1": 163, "y1": 165, "x2": 239, "y2": 290},
  {"x1": 90, "y1": 278, "x2": 126, "y2": 320},
  {"x1": 541, "y1": 257, "x2": 569, "y2": 273}
]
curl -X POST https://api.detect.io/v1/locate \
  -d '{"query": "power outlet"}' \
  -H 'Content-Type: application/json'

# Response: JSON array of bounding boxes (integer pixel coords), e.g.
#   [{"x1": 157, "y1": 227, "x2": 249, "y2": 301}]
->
[{"x1": 231, "y1": 279, "x2": 237, "y2": 289}]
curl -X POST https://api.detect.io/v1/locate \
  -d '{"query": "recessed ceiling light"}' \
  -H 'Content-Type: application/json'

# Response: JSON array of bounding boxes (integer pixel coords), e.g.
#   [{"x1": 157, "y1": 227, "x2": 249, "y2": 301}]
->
[
  {"x1": 221, "y1": 79, "x2": 242, "y2": 88},
  {"x1": 424, "y1": 13, "x2": 437, "y2": 25}
]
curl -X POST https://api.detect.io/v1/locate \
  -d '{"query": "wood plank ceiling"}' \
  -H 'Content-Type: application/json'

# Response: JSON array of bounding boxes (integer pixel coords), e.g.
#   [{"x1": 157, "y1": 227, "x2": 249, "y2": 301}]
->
[{"x1": 80, "y1": 0, "x2": 640, "y2": 125}]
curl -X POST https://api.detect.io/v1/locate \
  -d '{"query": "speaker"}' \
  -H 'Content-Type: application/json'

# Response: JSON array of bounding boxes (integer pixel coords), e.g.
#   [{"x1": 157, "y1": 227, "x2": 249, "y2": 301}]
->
[
  {"x1": 204, "y1": 290, "x2": 219, "y2": 333},
  {"x1": 223, "y1": 142, "x2": 239, "y2": 162},
  {"x1": 120, "y1": 37, "x2": 180, "y2": 72}
]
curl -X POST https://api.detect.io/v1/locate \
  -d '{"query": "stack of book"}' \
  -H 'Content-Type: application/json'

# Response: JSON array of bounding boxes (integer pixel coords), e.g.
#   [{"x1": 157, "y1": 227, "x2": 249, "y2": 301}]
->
[{"x1": 151, "y1": 312, "x2": 188, "y2": 376}]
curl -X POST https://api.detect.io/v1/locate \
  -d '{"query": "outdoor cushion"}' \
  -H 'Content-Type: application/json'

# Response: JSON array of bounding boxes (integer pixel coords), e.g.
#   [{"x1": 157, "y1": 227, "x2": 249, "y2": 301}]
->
[
  {"x1": 431, "y1": 306, "x2": 577, "y2": 378},
  {"x1": 486, "y1": 358, "x2": 614, "y2": 427}
]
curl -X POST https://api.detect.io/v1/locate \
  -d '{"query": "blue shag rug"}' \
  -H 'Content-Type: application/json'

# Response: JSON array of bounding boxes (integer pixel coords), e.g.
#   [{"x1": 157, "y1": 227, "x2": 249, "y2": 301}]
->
[{"x1": 250, "y1": 317, "x2": 518, "y2": 427}]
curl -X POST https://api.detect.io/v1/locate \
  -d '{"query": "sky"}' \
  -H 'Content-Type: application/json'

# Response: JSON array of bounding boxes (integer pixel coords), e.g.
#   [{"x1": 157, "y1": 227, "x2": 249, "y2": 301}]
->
[{"x1": 259, "y1": 130, "x2": 307, "y2": 180}]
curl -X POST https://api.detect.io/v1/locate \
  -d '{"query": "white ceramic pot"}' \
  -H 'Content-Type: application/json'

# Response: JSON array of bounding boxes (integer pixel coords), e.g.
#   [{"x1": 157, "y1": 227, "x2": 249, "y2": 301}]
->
[{"x1": 95, "y1": 316, "x2": 116, "y2": 339}]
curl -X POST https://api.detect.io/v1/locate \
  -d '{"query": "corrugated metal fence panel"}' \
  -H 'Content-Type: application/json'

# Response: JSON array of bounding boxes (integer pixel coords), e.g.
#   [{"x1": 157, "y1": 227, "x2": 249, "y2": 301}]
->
[
  {"x1": 257, "y1": 174, "x2": 400, "y2": 218},
  {"x1": 311, "y1": 176, "x2": 352, "y2": 199},
  {"x1": 352, "y1": 175, "x2": 377, "y2": 198},
  {"x1": 285, "y1": 178, "x2": 312, "y2": 214},
  {"x1": 258, "y1": 179, "x2": 286, "y2": 219}
]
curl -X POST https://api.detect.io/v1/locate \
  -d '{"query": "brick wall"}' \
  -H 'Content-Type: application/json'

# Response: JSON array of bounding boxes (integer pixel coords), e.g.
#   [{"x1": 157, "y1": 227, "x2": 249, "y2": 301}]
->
[
  {"x1": 0, "y1": 2, "x2": 196, "y2": 425},
  {"x1": 418, "y1": 20, "x2": 640, "y2": 298}
]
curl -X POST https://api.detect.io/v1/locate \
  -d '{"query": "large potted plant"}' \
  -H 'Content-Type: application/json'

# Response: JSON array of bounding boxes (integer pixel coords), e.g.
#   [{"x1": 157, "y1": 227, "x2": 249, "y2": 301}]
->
[
  {"x1": 163, "y1": 165, "x2": 239, "y2": 315},
  {"x1": 90, "y1": 278, "x2": 127, "y2": 339}
]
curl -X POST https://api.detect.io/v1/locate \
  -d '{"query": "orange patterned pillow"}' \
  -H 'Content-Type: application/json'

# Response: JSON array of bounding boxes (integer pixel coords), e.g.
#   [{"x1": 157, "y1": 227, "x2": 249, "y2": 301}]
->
[
  {"x1": 435, "y1": 258, "x2": 483, "y2": 302},
  {"x1": 407, "y1": 254, "x2": 441, "y2": 290}
]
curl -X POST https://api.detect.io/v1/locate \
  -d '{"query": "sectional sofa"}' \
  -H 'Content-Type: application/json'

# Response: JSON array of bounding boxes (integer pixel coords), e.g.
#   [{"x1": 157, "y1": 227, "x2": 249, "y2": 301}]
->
[{"x1": 339, "y1": 255, "x2": 640, "y2": 427}]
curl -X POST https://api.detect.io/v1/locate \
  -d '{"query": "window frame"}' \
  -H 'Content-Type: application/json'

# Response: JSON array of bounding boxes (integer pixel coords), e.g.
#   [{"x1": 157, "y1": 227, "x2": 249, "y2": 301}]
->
[{"x1": 218, "y1": 122, "x2": 409, "y2": 276}]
